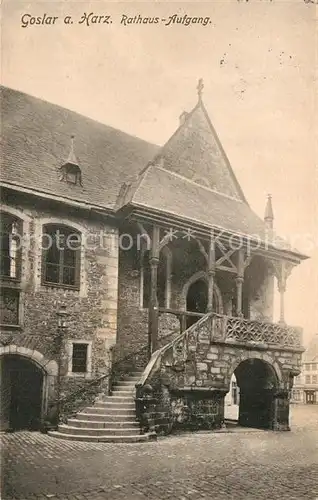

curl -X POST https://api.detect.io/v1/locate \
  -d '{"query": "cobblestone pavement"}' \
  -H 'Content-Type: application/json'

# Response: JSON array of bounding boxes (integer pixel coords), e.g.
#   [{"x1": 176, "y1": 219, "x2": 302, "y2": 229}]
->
[{"x1": 1, "y1": 405, "x2": 318, "y2": 500}]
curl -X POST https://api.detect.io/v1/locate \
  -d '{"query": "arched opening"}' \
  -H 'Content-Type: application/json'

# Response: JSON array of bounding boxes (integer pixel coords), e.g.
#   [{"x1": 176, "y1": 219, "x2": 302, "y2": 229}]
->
[
  {"x1": 228, "y1": 358, "x2": 278, "y2": 429},
  {"x1": 1, "y1": 355, "x2": 44, "y2": 431},
  {"x1": 186, "y1": 279, "x2": 208, "y2": 327},
  {"x1": 224, "y1": 373, "x2": 240, "y2": 421},
  {"x1": 185, "y1": 276, "x2": 222, "y2": 328}
]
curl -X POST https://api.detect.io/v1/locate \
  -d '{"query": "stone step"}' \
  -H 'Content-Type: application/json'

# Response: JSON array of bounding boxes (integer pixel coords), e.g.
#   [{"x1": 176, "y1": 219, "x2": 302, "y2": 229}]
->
[
  {"x1": 113, "y1": 384, "x2": 136, "y2": 389},
  {"x1": 94, "y1": 402, "x2": 135, "y2": 409},
  {"x1": 101, "y1": 396, "x2": 134, "y2": 403},
  {"x1": 114, "y1": 380, "x2": 138, "y2": 386},
  {"x1": 58, "y1": 424, "x2": 140, "y2": 436},
  {"x1": 77, "y1": 412, "x2": 136, "y2": 422},
  {"x1": 68, "y1": 419, "x2": 139, "y2": 429},
  {"x1": 111, "y1": 390, "x2": 135, "y2": 396},
  {"x1": 82, "y1": 407, "x2": 135, "y2": 415},
  {"x1": 48, "y1": 431, "x2": 154, "y2": 443}
]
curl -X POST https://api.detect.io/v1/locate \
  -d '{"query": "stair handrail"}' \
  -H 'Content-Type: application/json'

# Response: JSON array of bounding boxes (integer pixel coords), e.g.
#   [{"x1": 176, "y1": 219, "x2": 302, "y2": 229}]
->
[
  {"x1": 135, "y1": 311, "x2": 304, "y2": 391},
  {"x1": 56, "y1": 326, "x2": 181, "y2": 410},
  {"x1": 136, "y1": 313, "x2": 212, "y2": 389}
]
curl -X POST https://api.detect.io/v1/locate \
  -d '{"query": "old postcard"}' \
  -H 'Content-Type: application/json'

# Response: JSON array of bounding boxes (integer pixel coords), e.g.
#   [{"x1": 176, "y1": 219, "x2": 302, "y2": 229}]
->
[{"x1": 1, "y1": 0, "x2": 317, "y2": 499}]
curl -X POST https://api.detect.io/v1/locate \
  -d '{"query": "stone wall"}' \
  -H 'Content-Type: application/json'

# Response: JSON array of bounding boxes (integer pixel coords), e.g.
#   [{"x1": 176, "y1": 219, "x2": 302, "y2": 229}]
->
[
  {"x1": 136, "y1": 314, "x2": 303, "y2": 434},
  {"x1": 0, "y1": 192, "x2": 119, "y2": 425}
]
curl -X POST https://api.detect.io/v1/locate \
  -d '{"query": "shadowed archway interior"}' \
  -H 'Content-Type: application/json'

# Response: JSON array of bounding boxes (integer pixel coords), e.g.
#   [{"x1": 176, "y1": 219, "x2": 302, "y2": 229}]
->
[
  {"x1": 234, "y1": 358, "x2": 278, "y2": 429},
  {"x1": 1, "y1": 355, "x2": 44, "y2": 431},
  {"x1": 186, "y1": 279, "x2": 209, "y2": 327}
]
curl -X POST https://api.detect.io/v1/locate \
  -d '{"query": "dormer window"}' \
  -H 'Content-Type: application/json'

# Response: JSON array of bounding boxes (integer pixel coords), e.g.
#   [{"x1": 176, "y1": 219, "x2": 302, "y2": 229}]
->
[
  {"x1": 60, "y1": 164, "x2": 82, "y2": 186},
  {"x1": 59, "y1": 135, "x2": 82, "y2": 186}
]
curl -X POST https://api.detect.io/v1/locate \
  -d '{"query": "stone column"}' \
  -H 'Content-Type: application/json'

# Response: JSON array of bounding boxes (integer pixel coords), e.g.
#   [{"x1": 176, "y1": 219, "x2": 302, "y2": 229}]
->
[
  {"x1": 180, "y1": 313, "x2": 187, "y2": 333},
  {"x1": 148, "y1": 225, "x2": 160, "y2": 357},
  {"x1": 235, "y1": 249, "x2": 245, "y2": 317},
  {"x1": 207, "y1": 234, "x2": 216, "y2": 312},
  {"x1": 272, "y1": 390, "x2": 290, "y2": 431},
  {"x1": 271, "y1": 260, "x2": 295, "y2": 325},
  {"x1": 278, "y1": 281, "x2": 286, "y2": 324}
]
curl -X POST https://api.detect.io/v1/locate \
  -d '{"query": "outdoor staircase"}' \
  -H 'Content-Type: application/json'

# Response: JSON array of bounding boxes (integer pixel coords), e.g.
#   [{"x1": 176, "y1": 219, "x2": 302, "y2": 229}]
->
[{"x1": 48, "y1": 372, "x2": 153, "y2": 443}]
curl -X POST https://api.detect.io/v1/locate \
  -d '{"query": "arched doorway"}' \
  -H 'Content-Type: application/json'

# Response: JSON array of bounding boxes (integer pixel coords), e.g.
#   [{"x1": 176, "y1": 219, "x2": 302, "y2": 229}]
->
[
  {"x1": 1, "y1": 355, "x2": 44, "y2": 430},
  {"x1": 186, "y1": 279, "x2": 208, "y2": 327},
  {"x1": 233, "y1": 358, "x2": 277, "y2": 429}
]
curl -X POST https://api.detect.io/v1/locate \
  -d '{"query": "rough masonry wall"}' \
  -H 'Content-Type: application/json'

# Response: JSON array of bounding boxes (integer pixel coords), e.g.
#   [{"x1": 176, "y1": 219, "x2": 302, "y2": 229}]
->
[{"x1": 0, "y1": 193, "x2": 119, "y2": 422}]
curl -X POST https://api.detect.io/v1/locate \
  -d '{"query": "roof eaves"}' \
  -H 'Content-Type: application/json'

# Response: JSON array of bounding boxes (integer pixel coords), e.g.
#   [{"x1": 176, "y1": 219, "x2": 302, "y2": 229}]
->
[
  {"x1": 1, "y1": 181, "x2": 114, "y2": 214},
  {"x1": 128, "y1": 201, "x2": 308, "y2": 262}
]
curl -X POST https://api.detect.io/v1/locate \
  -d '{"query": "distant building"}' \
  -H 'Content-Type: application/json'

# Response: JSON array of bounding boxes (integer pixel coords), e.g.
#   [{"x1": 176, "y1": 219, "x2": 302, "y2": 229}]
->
[{"x1": 291, "y1": 334, "x2": 318, "y2": 404}]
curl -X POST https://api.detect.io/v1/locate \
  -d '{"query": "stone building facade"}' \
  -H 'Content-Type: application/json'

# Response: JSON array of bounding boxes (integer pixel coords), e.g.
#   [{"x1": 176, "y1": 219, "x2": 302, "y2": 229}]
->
[
  {"x1": 0, "y1": 83, "x2": 308, "y2": 436},
  {"x1": 291, "y1": 334, "x2": 318, "y2": 404}
]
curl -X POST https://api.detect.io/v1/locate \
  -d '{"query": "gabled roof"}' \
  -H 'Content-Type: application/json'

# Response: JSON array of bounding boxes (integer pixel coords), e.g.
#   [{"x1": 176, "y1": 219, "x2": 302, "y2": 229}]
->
[
  {"x1": 0, "y1": 86, "x2": 309, "y2": 261},
  {"x1": 151, "y1": 99, "x2": 247, "y2": 203},
  {"x1": 0, "y1": 86, "x2": 158, "y2": 209},
  {"x1": 122, "y1": 164, "x2": 300, "y2": 252}
]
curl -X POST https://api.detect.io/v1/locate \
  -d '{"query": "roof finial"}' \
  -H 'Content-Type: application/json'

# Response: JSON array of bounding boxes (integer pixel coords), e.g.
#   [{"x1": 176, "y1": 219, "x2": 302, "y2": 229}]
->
[
  {"x1": 66, "y1": 134, "x2": 79, "y2": 165},
  {"x1": 264, "y1": 193, "x2": 274, "y2": 229},
  {"x1": 197, "y1": 78, "x2": 204, "y2": 101}
]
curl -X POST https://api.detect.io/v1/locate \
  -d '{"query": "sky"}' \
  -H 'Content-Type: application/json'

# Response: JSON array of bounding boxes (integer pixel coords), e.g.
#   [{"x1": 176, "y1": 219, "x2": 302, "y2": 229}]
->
[{"x1": 2, "y1": 0, "x2": 317, "y2": 345}]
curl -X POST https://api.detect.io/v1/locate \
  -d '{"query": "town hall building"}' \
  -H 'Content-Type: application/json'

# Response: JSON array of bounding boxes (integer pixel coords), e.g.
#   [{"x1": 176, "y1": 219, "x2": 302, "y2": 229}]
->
[{"x1": 0, "y1": 82, "x2": 307, "y2": 441}]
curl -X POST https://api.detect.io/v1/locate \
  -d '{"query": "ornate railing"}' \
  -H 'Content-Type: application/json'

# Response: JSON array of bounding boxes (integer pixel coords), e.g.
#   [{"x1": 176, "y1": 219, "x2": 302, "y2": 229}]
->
[
  {"x1": 137, "y1": 313, "x2": 303, "y2": 390},
  {"x1": 224, "y1": 315, "x2": 302, "y2": 347}
]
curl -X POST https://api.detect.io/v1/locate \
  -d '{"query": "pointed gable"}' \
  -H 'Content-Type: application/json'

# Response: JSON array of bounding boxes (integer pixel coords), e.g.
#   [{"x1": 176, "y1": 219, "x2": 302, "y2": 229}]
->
[{"x1": 153, "y1": 100, "x2": 246, "y2": 202}]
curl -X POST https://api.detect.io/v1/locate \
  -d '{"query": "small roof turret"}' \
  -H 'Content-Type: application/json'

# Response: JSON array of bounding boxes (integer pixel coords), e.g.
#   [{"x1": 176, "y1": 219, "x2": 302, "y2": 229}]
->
[
  {"x1": 264, "y1": 194, "x2": 274, "y2": 228},
  {"x1": 64, "y1": 135, "x2": 79, "y2": 167}
]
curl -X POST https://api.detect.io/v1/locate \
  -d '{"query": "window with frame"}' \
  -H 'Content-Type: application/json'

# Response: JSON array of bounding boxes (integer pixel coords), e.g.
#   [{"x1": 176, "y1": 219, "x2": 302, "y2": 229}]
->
[
  {"x1": 312, "y1": 375, "x2": 317, "y2": 384},
  {"x1": 42, "y1": 224, "x2": 81, "y2": 289},
  {"x1": 312, "y1": 363, "x2": 317, "y2": 371},
  {"x1": 305, "y1": 375, "x2": 311, "y2": 384},
  {"x1": 0, "y1": 213, "x2": 22, "y2": 280},
  {"x1": 71, "y1": 343, "x2": 88, "y2": 373}
]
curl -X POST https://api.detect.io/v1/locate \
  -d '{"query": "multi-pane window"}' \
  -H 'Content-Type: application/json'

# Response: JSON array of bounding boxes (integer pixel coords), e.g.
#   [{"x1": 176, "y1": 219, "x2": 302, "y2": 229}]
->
[
  {"x1": 312, "y1": 363, "x2": 317, "y2": 371},
  {"x1": 305, "y1": 375, "x2": 311, "y2": 384},
  {"x1": 312, "y1": 375, "x2": 317, "y2": 385},
  {"x1": 71, "y1": 343, "x2": 88, "y2": 373},
  {"x1": 42, "y1": 224, "x2": 81, "y2": 289},
  {"x1": 0, "y1": 213, "x2": 21, "y2": 279}
]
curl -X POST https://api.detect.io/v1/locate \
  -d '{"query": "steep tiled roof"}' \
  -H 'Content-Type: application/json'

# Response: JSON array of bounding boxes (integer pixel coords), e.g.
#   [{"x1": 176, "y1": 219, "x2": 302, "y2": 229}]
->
[
  {"x1": 0, "y1": 86, "x2": 158, "y2": 209},
  {"x1": 151, "y1": 100, "x2": 247, "y2": 202},
  {"x1": 0, "y1": 86, "x2": 309, "y2": 261},
  {"x1": 125, "y1": 165, "x2": 268, "y2": 238}
]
